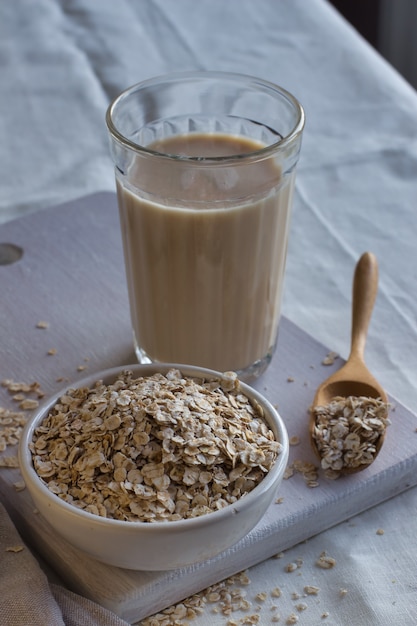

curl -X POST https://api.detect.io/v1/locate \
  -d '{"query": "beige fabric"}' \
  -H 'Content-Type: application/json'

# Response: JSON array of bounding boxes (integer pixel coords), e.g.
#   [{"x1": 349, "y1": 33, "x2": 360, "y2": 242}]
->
[{"x1": 0, "y1": 503, "x2": 130, "y2": 626}]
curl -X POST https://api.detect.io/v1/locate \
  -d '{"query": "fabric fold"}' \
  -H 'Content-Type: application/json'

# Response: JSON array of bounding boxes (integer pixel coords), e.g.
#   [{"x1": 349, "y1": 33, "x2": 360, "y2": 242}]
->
[{"x1": 0, "y1": 503, "x2": 130, "y2": 626}]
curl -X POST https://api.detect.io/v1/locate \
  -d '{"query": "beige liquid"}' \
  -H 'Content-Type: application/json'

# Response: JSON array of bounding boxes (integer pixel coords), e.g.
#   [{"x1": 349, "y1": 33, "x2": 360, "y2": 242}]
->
[{"x1": 117, "y1": 133, "x2": 295, "y2": 374}]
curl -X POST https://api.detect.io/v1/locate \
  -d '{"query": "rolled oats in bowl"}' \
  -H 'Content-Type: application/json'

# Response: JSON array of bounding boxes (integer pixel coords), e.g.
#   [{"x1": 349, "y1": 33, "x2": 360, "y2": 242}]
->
[
  {"x1": 19, "y1": 364, "x2": 289, "y2": 570},
  {"x1": 30, "y1": 368, "x2": 281, "y2": 523}
]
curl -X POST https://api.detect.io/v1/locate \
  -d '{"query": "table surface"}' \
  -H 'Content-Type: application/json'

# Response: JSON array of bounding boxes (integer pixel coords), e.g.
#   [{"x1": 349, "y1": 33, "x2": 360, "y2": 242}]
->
[
  {"x1": 1, "y1": 192, "x2": 416, "y2": 624},
  {"x1": 1, "y1": 1, "x2": 417, "y2": 624}
]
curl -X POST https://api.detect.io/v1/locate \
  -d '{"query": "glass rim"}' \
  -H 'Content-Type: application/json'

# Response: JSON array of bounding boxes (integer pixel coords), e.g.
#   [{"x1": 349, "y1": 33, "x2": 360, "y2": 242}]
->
[{"x1": 105, "y1": 71, "x2": 305, "y2": 164}]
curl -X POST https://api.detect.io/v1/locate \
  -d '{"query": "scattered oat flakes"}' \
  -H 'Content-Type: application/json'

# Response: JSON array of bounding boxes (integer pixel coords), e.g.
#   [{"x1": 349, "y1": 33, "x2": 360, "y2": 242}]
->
[
  {"x1": 238, "y1": 572, "x2": 251, "y2": 586},
  {"x1": 3, "y1": 381, "x2": 26, "y2": 393},
  {"x1": 287, "y1": 377, "x2": 295, "y2": 383},
  {"x1": 271, "y1": 587, "x2": 282, "y2": 598},
  {"x1": 13, "y1": 480, "x2": 26, "y2": 492},
  {"x1": 283, "y1": 466, "x2": 294, "y2": 479},
  {"x1": 5, "y1": 545, "x2": 24, "y2": 553},
  {"x1": 2, "y1": 379, "x2": 45, "y2": 399},
  {"x1": 376, "y1": 528, "x2": 384, "y2": 535},
  {"x1": 316, "y1": 552, "x2": 336, "y2": 569},
  {"x1": 47, "y1": 348, "x2": 57, "y2": 356},
  {"x1": 339, "y1": 588, "x2": 348, "y2": 597},
  {"x1": 19, "y1": 399, "x2": 39, "y2": 410},
  {"x1": 140, "y1": 593, "x2": 205, "y2": 625},
  {"x1": 138, "y1": 545, "x2": 346, "y2": 626},
  {"x1": 255, "y1": 592, "x2": 267, "y2": 602},
  {"x1": 289, "y1": 436, "x2": 300, "y2": 446},
  {"x1": 0, "y1": 406, "x2": 27, "y2": 452},
  {"x1": 207, "y1": 591, "x2": 221, "y2": 603},
  {"x1": 242, "y1": 616, "x2": 260, "y2": 624},
  {"x1": 76, "y1": 365, "x2": 86, "y2": 372},
  {"x1": 273, "y1": 552, "x2": 285, "y2": 559},
  {"x1": 322, "y1": 351, "x2": 338, "y2": 366},
  {"x1": 285, "y1": 459, "x2": 320, "y2": 488},
  {"x1": 0, "y1": 455, "x2": 19, "y2": 468},
  {"x1": 275, "y1": 496, "x2": 284, "y2": 504},
  {"x1": 285, "y1": 562, "x2": 298, "y2": 573},
  {"x1": 36, "y1": 321, "x2": 49, "y2": 329}
]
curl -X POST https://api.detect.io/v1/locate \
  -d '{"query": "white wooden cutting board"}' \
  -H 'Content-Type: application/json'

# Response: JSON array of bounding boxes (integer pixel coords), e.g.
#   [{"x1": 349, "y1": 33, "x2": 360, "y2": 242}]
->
[{"x1": 0, "y1": 193, "x2": 416, "y2": 624}]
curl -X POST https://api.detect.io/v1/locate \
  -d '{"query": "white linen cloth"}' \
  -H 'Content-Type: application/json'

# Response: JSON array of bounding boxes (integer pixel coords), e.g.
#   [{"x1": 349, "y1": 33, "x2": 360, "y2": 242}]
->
[
  {"x1": 0, "y1": 503, "x2": 130, "y2": 625},
  {"x1": 1, "y1": 0, "x2": 417, "y2": 624}
]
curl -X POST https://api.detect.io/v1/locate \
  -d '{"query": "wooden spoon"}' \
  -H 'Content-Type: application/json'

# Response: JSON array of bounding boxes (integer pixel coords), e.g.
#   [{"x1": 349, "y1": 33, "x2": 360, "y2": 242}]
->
[{"x1": 310, "y1": 251, "x2": 388, "y2": 474}]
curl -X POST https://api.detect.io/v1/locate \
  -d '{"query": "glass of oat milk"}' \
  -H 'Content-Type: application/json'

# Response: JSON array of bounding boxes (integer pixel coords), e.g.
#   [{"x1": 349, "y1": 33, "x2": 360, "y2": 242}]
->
[{"x1": 106, "y1": 72, "x2": 304, "y2": 381}]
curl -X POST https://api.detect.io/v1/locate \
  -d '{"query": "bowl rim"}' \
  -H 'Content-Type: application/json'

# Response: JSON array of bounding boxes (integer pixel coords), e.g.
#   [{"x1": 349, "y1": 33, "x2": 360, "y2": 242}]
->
[{"x1": 19, "y1": 363, "x2": 289, "y2": 533}]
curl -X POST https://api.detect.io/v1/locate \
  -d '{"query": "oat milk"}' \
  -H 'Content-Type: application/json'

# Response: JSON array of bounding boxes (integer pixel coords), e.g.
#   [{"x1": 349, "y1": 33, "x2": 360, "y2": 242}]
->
[{"x1": 116, "y1": 133, "x2": 295, "y2": 374}]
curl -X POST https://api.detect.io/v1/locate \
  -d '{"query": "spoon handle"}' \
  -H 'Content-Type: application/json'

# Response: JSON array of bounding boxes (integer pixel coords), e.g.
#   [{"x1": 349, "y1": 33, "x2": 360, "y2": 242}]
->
[{"x1": 350, "y1": 252, "x2": 379, "y2": 360}]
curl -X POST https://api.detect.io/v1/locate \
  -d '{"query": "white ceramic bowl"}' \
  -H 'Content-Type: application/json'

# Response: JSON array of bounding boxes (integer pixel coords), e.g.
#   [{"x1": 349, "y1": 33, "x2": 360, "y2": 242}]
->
[{"x1": 19, "y1": 363, "x2": 289, "y2": 570}]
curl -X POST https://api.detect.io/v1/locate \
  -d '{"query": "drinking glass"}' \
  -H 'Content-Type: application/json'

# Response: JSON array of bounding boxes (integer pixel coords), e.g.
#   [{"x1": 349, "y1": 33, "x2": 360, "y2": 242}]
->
[{"x1": 106, "y1": 71, "x2": 304, "y2": 380}]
